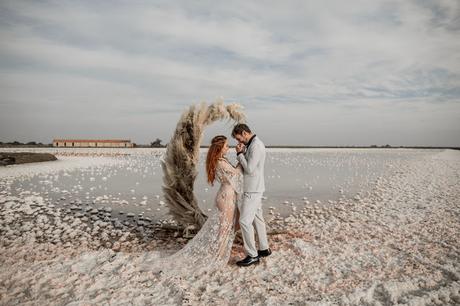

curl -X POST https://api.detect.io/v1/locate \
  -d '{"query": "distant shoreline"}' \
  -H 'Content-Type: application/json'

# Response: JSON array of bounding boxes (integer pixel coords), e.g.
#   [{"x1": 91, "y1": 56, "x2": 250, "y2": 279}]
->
[
  {"x1": 264, "y1": 146, "x2": 460, "y2": 150},
  {"x1": 0, "y1": 144, "x2": 459, "y2": 150},
  {"x1": 0, "y1": 152, "x2": 57, "y2": 166}
]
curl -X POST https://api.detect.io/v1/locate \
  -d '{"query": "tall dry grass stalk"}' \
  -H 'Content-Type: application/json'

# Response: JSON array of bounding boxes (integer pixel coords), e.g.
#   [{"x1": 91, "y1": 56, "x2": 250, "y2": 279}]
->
[{"x1": 161, "y1": 98, "x2": 246, "y2": 231}]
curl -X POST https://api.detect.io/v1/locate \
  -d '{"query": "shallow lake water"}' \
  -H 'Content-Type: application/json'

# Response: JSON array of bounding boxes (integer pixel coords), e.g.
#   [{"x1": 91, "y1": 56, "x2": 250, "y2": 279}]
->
[{"x1": 4, "y1": 148, "x2": 439, "y2": 221}]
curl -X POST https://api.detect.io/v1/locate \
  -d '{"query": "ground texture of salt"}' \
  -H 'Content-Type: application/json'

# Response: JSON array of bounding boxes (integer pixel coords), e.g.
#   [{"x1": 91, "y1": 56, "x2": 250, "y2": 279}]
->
[{"x1": 0, "y1": 150, "x2": 459, "y2": 305}]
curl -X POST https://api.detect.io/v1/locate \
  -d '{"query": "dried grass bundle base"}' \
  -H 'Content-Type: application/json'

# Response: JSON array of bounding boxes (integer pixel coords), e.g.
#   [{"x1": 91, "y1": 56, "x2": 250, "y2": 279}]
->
[{"x1": 161, "y1": 99, "x2": 246, "y2": 233}]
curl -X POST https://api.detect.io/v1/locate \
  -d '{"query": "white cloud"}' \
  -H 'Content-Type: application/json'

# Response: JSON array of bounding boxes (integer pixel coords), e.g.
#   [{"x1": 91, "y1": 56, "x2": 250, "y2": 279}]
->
[{"x1": 0, "y1": 0, "x2": 459, "y2": 145}]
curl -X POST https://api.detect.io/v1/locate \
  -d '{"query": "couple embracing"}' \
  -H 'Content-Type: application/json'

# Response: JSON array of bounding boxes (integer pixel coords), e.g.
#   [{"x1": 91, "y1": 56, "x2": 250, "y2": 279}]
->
[
  {"x1": 144, "y1": 123, "x2": 271, "y2": 277},
  {"x1": 205, "y1": 123, "x2": 272, "y2": 267}
]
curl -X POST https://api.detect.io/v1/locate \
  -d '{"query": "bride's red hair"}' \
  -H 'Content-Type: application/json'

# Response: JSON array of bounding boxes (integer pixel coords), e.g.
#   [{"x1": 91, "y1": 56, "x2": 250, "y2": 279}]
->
[{"x1": 206, "y1": 135, "x2": 227, "y2": 186}]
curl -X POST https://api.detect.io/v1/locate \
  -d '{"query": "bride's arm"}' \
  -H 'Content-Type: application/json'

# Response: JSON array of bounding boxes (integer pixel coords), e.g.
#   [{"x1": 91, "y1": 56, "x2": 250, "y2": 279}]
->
[
  {"x1": 220, "y1": 159, "x2": 242, "y2": 175},
  {"x1": 218, "y1": 160, "x2": 243, "y2": 194}
]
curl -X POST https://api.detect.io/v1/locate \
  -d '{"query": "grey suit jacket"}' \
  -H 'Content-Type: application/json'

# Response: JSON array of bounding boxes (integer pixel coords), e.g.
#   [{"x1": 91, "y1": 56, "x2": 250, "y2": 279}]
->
[{"x1": 236, "y1": 136, "x2": 266, "y2": 193}]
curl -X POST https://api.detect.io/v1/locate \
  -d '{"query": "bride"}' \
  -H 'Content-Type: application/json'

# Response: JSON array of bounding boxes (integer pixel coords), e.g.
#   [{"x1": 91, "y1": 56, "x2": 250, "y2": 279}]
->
[
  {"x1": 142, "y1": 135, "x2": 243, "y2": 277},
  {"x1": 204, "y1": 135, "x2": 243, "y2": 260}
]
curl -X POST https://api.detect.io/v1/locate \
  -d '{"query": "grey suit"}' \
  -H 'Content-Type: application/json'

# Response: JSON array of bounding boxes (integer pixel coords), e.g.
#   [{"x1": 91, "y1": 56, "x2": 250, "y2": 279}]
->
[{"x1": 237, "y1": 135, "x2": 269, "y2": 257}]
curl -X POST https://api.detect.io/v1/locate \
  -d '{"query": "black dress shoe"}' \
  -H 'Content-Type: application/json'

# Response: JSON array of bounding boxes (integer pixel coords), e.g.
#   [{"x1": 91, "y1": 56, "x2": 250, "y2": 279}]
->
[
  {"x1": 236, "y1": 255, "x2": 260, "y2": 267},
  {"x1": 258, "y1": 248, "x2": 272, "y2": 258}
]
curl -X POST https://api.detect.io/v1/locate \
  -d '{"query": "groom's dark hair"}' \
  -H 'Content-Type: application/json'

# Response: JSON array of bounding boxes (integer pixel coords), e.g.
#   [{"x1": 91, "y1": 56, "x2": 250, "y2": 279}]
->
[{"x1": 232, "y1": 123, "x2": 252, "y2": 137}]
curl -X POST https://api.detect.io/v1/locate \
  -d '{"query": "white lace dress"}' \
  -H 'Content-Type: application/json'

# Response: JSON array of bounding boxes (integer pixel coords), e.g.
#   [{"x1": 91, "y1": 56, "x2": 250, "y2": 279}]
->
[{"x1": 141, "y1": 157, "x2": 243, "y2": 278}]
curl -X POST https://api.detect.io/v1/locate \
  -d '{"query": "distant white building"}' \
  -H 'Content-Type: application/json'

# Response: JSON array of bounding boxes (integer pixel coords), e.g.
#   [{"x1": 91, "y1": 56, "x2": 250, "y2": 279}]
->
[{"x1": 53, "y1": 139, "x2": 134, "y2": 148}]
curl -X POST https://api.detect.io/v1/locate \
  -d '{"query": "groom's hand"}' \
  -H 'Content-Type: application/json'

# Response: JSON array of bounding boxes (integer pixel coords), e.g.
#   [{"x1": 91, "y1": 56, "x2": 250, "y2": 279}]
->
[{"x1": 236, "y1": 143, "x2": 244, "y2": 154}]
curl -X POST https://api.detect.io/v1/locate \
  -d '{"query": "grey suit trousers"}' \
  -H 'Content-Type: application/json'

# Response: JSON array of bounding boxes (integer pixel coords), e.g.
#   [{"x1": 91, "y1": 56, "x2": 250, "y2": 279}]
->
[{"x1": 238, "y1": 192, "x2": 269, "y2": 257}]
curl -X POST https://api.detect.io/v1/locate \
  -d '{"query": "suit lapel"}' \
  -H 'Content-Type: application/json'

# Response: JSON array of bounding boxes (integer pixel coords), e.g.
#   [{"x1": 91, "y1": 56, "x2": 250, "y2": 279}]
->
[{"x1": 245, "y1": 136, "x2": 255, "y2": 157}]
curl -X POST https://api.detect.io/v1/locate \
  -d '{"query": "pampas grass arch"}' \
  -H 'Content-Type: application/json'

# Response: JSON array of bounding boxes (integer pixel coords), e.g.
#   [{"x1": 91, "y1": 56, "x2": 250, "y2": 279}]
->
[{"x1": 161, "y1": 99, "x2": 246, "y2": 234}]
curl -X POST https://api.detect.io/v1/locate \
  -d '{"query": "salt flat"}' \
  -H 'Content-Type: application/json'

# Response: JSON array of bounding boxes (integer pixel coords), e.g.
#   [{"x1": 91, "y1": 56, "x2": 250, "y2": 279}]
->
[{"x1": 0, "y1": 148, "x2": 459, "y2": 305}]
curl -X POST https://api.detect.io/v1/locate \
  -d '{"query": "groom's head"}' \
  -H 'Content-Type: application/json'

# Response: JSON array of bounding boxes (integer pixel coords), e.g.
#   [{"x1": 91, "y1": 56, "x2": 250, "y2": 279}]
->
[{"x1": 232, "y1": 123, "x2": 253, "y2": 144}]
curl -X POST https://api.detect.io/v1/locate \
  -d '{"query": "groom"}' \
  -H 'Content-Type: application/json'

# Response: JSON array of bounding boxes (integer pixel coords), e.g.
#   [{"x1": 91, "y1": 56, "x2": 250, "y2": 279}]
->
[{"x1": 232, "y1": 123, "x2": 272, "y2": 267}]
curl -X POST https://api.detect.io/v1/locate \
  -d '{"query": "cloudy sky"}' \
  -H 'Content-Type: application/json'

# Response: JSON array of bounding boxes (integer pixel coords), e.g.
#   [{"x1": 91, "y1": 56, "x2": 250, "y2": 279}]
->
[{"x1": 1, "y1": 0, "x2": 459, "y2": 146}]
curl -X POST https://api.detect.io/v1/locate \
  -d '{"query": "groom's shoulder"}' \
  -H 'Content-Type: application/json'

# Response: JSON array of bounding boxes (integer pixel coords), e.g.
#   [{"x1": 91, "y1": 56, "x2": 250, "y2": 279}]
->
[{"x1": 254, "y1": 136, "x2": 265, "y2": 148}]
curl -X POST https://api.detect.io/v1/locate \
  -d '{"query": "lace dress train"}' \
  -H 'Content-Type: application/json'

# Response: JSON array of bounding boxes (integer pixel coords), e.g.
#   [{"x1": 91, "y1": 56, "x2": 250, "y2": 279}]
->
[{"x1": 140, "y1": 158, "x2": 243, "y2": 278}]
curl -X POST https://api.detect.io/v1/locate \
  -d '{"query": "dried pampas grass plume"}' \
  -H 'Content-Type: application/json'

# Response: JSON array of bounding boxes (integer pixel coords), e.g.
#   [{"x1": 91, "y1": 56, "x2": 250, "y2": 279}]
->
[{"x1": 161, "y1": 98, "x2": 246, "y2": 231}]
